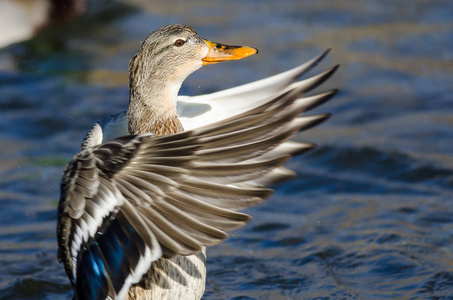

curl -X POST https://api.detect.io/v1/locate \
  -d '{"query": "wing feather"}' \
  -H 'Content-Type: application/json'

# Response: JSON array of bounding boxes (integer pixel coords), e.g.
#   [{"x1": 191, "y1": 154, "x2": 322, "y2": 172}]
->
[{"x1": 57, "y1": 51, "x2": 338, "y2": 299}]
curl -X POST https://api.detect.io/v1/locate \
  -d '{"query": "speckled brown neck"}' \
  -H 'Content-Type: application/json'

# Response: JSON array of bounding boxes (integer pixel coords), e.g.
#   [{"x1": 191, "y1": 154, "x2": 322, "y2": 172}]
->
[
  {"x1": 150, "y1": 116, "x2": 184, "y2": 136},
  {"x1": 127, "y1": 112, "x2": 184, "y2": 136}
]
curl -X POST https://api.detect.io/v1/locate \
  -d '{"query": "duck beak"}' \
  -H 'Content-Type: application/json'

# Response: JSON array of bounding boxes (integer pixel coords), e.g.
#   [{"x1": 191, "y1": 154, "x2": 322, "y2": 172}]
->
[{"x1": 202, "y1": 39, "x2": 258, "y2": 65}]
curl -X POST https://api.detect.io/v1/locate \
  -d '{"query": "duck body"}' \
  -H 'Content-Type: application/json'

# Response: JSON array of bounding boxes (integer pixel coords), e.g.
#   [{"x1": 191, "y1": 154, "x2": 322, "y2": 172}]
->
[{"x1": 57, "y1": 24, "x2": 338, "y2": 300}]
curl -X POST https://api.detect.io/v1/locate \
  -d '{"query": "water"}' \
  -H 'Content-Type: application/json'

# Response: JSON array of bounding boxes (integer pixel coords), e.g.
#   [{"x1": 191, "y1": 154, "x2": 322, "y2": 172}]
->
[{"x1": 0, "y1": 0, "x2": 452, "y2": 299}]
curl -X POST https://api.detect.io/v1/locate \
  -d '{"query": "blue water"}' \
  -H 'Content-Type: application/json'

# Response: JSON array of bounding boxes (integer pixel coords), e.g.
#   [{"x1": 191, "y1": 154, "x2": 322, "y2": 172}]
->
[{"x1": 0, "y1": 0, "x2": 452, "y2": 299}]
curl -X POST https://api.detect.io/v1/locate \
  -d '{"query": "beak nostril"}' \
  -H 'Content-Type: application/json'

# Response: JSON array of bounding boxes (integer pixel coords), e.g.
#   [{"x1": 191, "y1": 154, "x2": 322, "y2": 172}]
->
[{"x1": 215, "y1": 44, "x2": 222, "y2": 49}]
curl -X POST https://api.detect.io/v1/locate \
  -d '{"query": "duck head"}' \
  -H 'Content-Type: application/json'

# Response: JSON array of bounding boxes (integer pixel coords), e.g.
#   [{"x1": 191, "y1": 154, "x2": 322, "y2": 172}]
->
[{"x1": 127, "y1": 24, "x2": 257, "y2": 135}]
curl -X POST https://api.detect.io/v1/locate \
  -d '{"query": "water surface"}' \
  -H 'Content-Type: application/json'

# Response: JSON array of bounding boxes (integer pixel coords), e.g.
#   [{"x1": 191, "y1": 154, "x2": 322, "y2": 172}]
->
[{"x1": 0, "y1": 0, "x2": 452, "y2": 299}]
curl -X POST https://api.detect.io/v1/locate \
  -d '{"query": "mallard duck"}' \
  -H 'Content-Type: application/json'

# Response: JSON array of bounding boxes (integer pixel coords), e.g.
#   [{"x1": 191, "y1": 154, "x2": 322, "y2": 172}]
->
[{"x1": 57, "y1": 24, "x2": 338, "y2": 300}]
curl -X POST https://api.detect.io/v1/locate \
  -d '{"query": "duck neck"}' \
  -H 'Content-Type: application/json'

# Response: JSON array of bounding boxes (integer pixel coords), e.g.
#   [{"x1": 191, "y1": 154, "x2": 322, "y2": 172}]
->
[{"x1": 126, "y1": 60, "x2": 184, "y2": 136}]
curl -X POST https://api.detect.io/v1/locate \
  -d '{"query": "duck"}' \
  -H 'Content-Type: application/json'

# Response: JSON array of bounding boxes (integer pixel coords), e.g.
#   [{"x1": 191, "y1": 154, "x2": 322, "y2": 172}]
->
[{"x1": 57, "y1": 24, "x2": 338, "y2": 300}]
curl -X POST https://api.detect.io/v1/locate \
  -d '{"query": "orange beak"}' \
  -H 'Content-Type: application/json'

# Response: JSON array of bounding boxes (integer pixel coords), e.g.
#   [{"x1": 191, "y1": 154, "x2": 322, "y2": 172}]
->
[{"x1": 202, "y1": 39, "x2": 258, "y2": 65}]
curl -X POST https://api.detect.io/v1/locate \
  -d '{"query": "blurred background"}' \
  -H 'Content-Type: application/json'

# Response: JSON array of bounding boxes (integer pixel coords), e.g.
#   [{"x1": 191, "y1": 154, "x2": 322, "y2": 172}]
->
[{"x1": 0, "y1": 0, "x2": 452, "y2": 299}]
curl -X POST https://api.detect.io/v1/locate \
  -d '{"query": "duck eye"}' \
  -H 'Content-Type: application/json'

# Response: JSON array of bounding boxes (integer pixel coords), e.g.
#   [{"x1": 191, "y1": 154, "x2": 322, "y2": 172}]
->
[{"x1": 174, "y1": 39, "x2": 185, "y2": 47}]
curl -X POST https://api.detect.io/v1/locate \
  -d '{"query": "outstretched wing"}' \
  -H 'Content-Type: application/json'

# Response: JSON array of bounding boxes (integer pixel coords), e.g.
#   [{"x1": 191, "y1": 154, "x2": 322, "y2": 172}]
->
[{"x1": 57, "y1": 52, "x2": 338, "y2": 300}]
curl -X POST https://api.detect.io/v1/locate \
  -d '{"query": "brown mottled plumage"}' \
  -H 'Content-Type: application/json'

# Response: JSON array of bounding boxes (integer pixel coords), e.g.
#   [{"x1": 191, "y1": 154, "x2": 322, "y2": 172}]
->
[
  {"x1": 57, "y1": 24, "x2": 338, "y2": 300},
  {"x1": 128, "y1": 250, "x2": 206, "y2": 299},
  {"x1": 151, "y1": 117, "x2": 185, "y2": 137},
  {"x1": 129, "y1": 115, "x2": 184, "y2": 137},
  {"x1": 125, "y1": 25, "x2": 210, "y2": 299}
]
